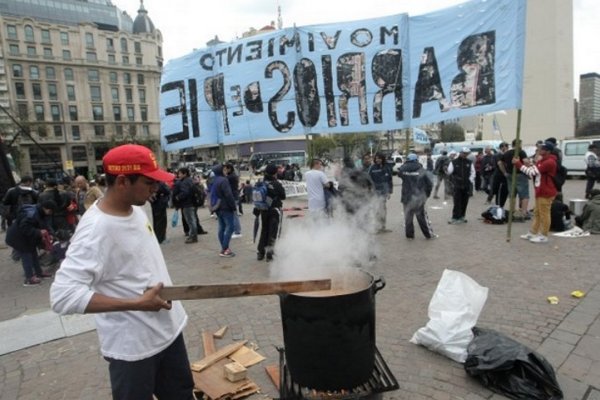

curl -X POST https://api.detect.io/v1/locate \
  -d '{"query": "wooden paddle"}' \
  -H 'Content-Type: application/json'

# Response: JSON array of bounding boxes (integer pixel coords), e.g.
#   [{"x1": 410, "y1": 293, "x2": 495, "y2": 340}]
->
[{"x1": 158, "y1": 279, "x2": 331, "y2": 301}]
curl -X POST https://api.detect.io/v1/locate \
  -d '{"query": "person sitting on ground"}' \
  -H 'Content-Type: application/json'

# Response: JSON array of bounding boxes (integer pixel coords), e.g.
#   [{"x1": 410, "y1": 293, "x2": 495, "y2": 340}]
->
[
  {"x1": 575, "y1": 189, "x2": 600, "y2": 234},
  {"x1": 549, "y1": 193, "x2": 572, "y2": 232}
]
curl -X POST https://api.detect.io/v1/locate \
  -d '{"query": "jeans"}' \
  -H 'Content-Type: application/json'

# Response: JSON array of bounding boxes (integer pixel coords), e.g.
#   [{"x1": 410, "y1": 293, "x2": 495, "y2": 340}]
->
[
  {"x1": 216, "y1": 210, "x2": 235, "y2": 251},
  {"x1": 21, "y1": 251, "x2": 43, "y2": 279},
  {"x1": 181, "y1": 207, "x2": 197, "y2": 239}
]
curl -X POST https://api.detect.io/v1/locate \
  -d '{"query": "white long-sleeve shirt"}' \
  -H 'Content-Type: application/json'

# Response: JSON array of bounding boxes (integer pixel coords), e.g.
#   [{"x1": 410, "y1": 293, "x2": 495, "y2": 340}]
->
[{"x1": 50, "y1": 205, "x2": 187, "y2": 361}]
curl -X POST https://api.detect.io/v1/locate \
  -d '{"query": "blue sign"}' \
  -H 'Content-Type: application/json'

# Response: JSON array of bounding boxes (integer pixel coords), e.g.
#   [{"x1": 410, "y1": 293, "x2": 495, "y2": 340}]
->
[
  {"x1": 413, "y1": 128, "x2": 430, "y2": 144},
  {"x1": 160, "y1": 0, "x2": 525, "y2": 151}
]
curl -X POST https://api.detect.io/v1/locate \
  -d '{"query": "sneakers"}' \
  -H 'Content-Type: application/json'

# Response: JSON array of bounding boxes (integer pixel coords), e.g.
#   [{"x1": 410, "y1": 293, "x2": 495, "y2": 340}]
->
[
  {"x1": 257, "y1": 253, "x2": 265, "y2": 261},
  {"x1": 23, "y1": 276, "x2": 42, "y2": 286},
  {"x1": 448, "y1": 218, "x2": 462, "y2": 225},
  {"x1": 38, "y1": 271, "x2": 53, "y2": 278},
  {"x1": 529, "y1": 235, "x2": 548, "y2": 243},
  {"x1": 231, "y1": 233, "x2": 243, "y2": 239},
  {"x1": 219, "y1": 249, "x2": 235, "y2": 257},
  {"x1": 520, "y1": 232, "x2": 536, "y2": 240},
  {"x1": 185, "y1": 236, "x2": 198, "y2": 244},
  {"x1": 426, "y1": 234, "x2": 439, "y2": 240}
]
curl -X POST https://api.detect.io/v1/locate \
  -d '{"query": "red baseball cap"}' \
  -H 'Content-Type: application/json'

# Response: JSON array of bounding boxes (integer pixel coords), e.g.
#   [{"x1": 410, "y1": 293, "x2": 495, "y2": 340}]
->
[{"x1": 103, "y1": 144, "x2": 174, "y2": 182}]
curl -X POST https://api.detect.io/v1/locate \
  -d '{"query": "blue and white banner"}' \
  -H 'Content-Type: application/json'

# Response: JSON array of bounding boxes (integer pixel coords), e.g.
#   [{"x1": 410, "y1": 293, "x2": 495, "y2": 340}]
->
[
  {"x1": 412, "y1": 127, "x2": 430, "y2": 144},
  {"x1": 160, "y1": 0, "x2": 525, "y2": 151}
]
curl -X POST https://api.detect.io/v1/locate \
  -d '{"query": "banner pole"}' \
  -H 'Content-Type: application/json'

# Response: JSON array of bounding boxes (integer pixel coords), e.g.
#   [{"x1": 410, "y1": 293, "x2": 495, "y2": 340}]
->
[{"x1": 506, "y1": 109, "x2": 523, "y2": 242}]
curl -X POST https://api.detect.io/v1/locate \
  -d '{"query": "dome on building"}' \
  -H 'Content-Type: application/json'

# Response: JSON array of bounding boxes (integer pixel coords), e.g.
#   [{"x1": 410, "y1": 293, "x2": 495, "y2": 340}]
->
[{"x1": 132, "y1": 0, "x2": 155, "y2": 34}]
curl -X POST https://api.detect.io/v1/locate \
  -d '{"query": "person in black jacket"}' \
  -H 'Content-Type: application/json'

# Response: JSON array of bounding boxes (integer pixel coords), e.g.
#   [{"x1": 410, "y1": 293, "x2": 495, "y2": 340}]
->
[
  {"x1": 399, "y1": 154, "x2": 435, "y2": 239},
  {"x1": 5, "y1": 200, "x2": 56, "y2": 286},
  {"x1": 255, "y1": 164, "x2": 286, "y2": 261},
  {"x1": 209, "y1": 165, "x2": 237, "y2": 257},
  {"x1": 447, "y1": 147, "x2": 475, "y2": 224},
  {"x1": 150, "y1": 181, "x2": 171, "y2": 244}
]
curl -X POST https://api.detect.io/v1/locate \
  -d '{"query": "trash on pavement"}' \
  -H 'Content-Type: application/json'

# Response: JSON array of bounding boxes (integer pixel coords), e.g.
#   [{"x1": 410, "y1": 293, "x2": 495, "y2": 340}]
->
[
  {"x1": 410, "y1": 269, "x2": 489, "y2": 363},
  {"x1": 547, "y1": 296, "x2": 559, "y2": 304},
  {"x1": 464, "y1": 327, "x2": 563, "y2": 400},
  {"x1": 571, "y1": 290, "x2": 585, "y2": 298}
]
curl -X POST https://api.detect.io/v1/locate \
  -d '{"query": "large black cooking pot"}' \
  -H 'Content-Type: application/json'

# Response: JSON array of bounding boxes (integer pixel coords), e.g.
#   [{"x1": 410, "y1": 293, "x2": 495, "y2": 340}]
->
[{"x1": 279, "y1": 268, "x2": 385, "y2": 391}]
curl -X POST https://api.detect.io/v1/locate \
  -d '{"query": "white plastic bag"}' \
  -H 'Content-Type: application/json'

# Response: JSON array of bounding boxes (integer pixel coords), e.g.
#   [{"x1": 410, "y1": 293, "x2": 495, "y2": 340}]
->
[{"x1": 410, "y1": 269, "x2": 488, "y2": 363}]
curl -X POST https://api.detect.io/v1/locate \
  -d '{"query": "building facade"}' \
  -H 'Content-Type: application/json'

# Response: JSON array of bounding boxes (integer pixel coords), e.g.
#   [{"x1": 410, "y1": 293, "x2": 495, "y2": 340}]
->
[
  {"x1": 578, "y1": 72, "x2": 600, "y2": 129},
  {"x1": 0, "y1": 0, "x2": 163, "y2": 179}
]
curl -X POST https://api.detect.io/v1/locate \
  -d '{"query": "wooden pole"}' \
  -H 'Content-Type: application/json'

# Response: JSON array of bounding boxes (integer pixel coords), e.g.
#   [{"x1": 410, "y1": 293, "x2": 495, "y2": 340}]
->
[{"x1": 506, "y1": 109, "x2": 522, "y2": 242}]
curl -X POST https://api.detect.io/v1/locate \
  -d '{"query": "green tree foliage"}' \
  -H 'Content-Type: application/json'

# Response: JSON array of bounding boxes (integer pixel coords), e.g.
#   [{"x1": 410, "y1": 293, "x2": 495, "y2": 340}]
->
[
  {"x1": 440, "y1": 122, "x2": 465, "y2": 142},
  {"x1": 311, "y1": 135, "x2": 337, "y2": 159},
  {"x1": 576, "y1": 121, "x2": 600, "y2": 137}
]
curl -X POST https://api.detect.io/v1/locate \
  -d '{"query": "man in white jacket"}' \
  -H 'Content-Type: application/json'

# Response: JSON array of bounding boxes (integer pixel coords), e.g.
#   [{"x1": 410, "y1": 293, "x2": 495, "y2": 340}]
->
[{"x1": 50, "y1": 144, "x2": 194, "y2": 400}]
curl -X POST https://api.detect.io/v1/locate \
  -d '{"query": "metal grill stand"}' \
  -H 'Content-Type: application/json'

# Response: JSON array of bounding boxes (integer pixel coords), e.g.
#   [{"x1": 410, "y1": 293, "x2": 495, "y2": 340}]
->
[{"x1": 278, "y1": 346, "x2": 399, "y2": 400}]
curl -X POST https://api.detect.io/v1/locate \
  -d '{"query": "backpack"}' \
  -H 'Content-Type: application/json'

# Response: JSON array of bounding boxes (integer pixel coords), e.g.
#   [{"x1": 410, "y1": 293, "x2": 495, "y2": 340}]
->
[
  {"x1": 190, "y1": 183, "x2": 205, "y2": 207},
  {"x1": 552, "y1": 163, "x2": 567, "y2": 190},
  {"x1": 252, "y1": 181, "x2": 272, "y2": 210},
  {"x1": 481, "y1": 206, "x2": 507, "y2": 224}
]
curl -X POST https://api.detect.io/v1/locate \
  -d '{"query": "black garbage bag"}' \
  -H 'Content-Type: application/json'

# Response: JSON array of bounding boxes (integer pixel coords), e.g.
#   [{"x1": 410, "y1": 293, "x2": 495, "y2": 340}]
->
[{"x1": 464, "y1": 327, "x2": 563, "y2": 400}]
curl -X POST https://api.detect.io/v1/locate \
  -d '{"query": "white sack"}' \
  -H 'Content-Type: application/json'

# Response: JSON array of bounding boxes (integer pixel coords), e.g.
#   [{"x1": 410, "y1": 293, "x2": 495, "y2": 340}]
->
[{"x1": 410, "y1": 269, "x2": 488, "y2": 363}]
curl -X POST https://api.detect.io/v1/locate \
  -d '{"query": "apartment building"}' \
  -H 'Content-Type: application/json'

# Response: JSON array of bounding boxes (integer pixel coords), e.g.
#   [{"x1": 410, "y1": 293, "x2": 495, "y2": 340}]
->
[{"x1": 0, "y1": 0, "x2": 163, "y2": 179}]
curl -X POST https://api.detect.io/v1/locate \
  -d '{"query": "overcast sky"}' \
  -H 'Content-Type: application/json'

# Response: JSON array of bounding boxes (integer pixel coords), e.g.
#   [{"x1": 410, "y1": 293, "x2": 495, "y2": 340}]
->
[{"x1": 113, "y1": 0, "x2": 597, "y2": 98}]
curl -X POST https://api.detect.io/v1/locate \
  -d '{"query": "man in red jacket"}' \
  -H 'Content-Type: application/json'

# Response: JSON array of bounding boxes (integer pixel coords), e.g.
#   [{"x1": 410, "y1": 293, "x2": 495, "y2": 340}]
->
[{"x1": 513, "y1": 141, "x2": 558, "y2": 243}]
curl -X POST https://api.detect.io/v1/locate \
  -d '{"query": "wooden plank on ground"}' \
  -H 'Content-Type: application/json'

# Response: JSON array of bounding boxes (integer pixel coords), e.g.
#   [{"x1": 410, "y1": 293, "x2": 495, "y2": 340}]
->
[
  {"x1": 191, "y1": 340, "x2": 247, "y2": 372},
  {"x1": 229, "y1": 346, "x2": 265, "y2": 368},
  {"x1": 213, "y1": 326, "x2": 228, "y2": 339},
  {"x1": 201, "y1": 331, "x2": 216, "y2": 356},
  {"x1": 264, "y1": 364, "x2": 280, "y2": 390},
  {"x1": 192, "y1": 359, "x2": 255, "y2": 400}
]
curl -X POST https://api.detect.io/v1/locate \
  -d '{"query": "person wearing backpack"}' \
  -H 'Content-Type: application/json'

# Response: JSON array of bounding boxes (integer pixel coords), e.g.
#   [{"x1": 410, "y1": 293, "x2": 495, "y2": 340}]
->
[
  {"x1": 254, "y1": 164, "x2": 286, "y2": 261},
  {"x1": 209, "y1": 165, "x2": 237, "y2": 257},
  {"x1": 513, "y1": 141, "x2": 557, "y2": 243},
  {"x1": 5, "y1": 200, "x2": 56, "y2": 286},
  {"x1": 172, "y1": 168, "x2": 199, "y2": 244},
  {"x1": 2, "y1": 176, "x2": 39, "y2": 228}
]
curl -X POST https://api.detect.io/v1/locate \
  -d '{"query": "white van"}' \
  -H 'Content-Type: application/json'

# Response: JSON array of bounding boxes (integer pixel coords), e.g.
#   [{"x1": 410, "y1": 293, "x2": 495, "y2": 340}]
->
[{"x1": 560, "y1": 136, "x2": 600, "y2": 176}]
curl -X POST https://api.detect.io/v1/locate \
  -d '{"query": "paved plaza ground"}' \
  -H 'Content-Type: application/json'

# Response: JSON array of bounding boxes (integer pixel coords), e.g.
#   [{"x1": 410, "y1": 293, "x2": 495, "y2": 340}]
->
[{"x1": 0, "y1": 178, "x2": 598, "y2": 399}]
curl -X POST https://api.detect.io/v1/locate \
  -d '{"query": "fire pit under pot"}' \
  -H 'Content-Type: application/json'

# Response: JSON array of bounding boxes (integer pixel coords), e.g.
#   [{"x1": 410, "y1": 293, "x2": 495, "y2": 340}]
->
[{"x1": 279, "y1": 268, "x2": 385, "y2": 391}]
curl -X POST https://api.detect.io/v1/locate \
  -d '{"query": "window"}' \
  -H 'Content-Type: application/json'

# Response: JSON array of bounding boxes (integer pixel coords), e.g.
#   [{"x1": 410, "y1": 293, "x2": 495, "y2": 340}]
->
[
  {"x1": 27, "y1": 46, "x2": 37, "y2": 56},
  {"x1": 158, "y1": 46, "x2": 162, "y2": 57},
  {"x1": 60, "y1": 31, "x2": 69, "y2": 45},
  {"x1": 142, "y1": 125, "x2": 150, "y2": 137},
  {"x1": 69, "y1": 105, "x2": 78, "y2": 121},
  {"x1": 62, "y1": 50, "x2": 71, "y2": 60},
  {"x1": 32, "y1": 83, "x2": 42, "y2": 100},
  {"x1": 15, "y1": 82, "x2": 25, "y2": 98},
  {"x1": 111, "y1": 87, "x2": 119, "y2": 102},
  {"x1": 51, "y1": 105, "x2": 60, "y2": 121},
  {"x1": 46, "y1": 66, "x2": 56, "y2": 80},
  {"x1": 88, "y1": 69, "x2": 100, "y2": 82},
  {"x1": 86, "y1": 52, "x2": 97, "y2": 62},
  {"x1": 128, "y1": 125, "x2": 136, "y2": 136},
  {"x1": 92, "y1": 105, "x2": 104, "y2": 121},
  {"x1": 140, "y1": 106, "x2": 148, "y2": 121},
  {"x1": 24, "y1": 25, "x2": 34, "y2": 41},
  {"x1": 35, "y1": 104, "x2": 45, "y2": 121},
  {"x1": 41, "y1": 29, "x2": 51, "y2": 43},
  {"x1": 48, "y1": 83, "x2": 58, "y2": 100},
  {"x1": 113, "y1": 105, "x2": 121, "y2": 121},
  {"x1": 120, "y1": 38, "x2": 128, "y2": 52},
  {"x1": 123, "y1": 72, "x2": 131, "y2": 84},
  {"x1": 137, "y1": 74, "x2": 145, "y2": 85},
  {"x1": 107, "y1": 38, "x2": 114, "y2": 51},
  {"x1": 90, "y1": 86, "x2": 101, "y2": 102},
  {"x1": 43, "y1": 47, "x2": 53, "y2": 59},
  {"x1": 72, "y1": 125, "x2": 80, "y2": 140},
  {"x1": 125, "y1": 88, "x2": 133, "y2": 103},
  {"x1": 85, "y1": 32, "x2": 94, "y2": 47},
  {"x1": 109, "y1": 71, "x2": 118, "y2": 83},
  {"x1": 66, "y1": 85, "x2": 76, "y2": 101},
  {"x1": 12, "y1": 64, "x2": 23, "y2": 78},
  {"x1": 53, "y1": 125, "x2": 63, "y2": 137},
  {"x1": 134, "y1": 41, "x2": 141, "y2": 53},
  {"x1": 64, "y1": 68, "x2": 74, "y2": 80},
  {"x1": 37, "y1": 126, "x2": 47, "y2": 137},
  {"x1": 122, "y1": 55, "x2": 129, "y2": 65},
  {"x1": 7, "y1": 25, "x2": 17, "y2": 40},
  {"x1": 127, "y1": 105, "x2": 134, "y2": 121},
  {"x1": 108, "y1": 54, "x2": 116, "y2": 64},
  {"x1": 17, "y1": 103, "x2": 29, "y2": 119},
  {"x1": 9, "y1": 44, "x2": 19, "y2": 55},
  {"x1": 136, "y1": 57, "x2": 142, "y2": 66},
  {"x1": 115, "y1": 124, "x2": 123, "y2": 136},
  {"x1": 138, "y1": 88, "x2": 146, "y2": 103},
  {"x1": 29, "y1": 65, "x2": 40, "y2": 79},
  {"x1": 94, "y1": 125, "x2": 105, "y2": 137}
]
